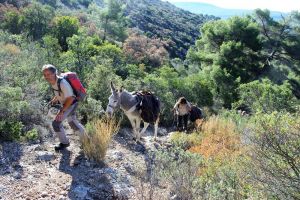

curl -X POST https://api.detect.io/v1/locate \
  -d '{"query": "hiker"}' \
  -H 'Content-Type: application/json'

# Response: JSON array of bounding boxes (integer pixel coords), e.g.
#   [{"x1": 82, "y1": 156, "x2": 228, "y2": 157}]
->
[
  {"x1": 173, "y1": 97, "x2": 192, "y2": 132},
  {"x1": 42, "y1": 64, "x2": 85, "y2": 151}
]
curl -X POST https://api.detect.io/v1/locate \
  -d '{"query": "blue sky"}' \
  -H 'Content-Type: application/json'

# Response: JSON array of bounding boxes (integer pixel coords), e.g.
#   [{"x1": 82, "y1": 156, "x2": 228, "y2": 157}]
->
[{"x1": 165, "y1": 0, "x2": 299, "y2": 12}]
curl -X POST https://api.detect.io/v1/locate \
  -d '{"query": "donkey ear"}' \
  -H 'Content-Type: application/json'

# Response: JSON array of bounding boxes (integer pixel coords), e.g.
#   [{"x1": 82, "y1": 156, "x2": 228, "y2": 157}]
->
[{"x1": 110, "y1": 81, "x2": 116, "y2": 92}]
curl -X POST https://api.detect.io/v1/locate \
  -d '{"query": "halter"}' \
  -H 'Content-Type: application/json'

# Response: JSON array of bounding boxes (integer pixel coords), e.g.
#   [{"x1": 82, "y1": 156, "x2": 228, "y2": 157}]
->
[{"x1": 108, "y1": 104, "x2": 115, "y2": 108}]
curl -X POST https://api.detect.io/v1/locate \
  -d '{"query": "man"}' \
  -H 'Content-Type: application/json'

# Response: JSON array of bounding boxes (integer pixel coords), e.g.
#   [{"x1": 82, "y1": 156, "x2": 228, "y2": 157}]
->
[
  {"x1": 173, "y1": 97, "x2": 192, "y2": 132},
  {"x1": 42, "y1": 64, "x2": 85, "y2": 151}
]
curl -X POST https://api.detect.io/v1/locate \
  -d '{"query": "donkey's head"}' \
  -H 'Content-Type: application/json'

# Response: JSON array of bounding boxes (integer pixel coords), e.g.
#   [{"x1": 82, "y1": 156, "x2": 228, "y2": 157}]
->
[{"x1": 106, "y1": 82, "x2": 122, "y2": 116}]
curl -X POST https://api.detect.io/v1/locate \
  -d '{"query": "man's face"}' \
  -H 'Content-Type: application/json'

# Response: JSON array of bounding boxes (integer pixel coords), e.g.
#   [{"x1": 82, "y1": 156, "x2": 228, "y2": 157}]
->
[{"x1": 43, "y1": 69, "x2": 56, "y2": 85}]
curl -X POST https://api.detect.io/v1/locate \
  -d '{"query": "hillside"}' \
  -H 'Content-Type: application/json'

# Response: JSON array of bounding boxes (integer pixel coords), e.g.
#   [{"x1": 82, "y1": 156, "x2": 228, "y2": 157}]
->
[
  {"x1": 122, "y1": 0, "x2": 217, "y2": 58},
  {"x1": 0, "y1": 1, "x2": 299, "y2": 199},
  {"x1": 171, "y1": 2, "x2": 287, "y2": 20}
]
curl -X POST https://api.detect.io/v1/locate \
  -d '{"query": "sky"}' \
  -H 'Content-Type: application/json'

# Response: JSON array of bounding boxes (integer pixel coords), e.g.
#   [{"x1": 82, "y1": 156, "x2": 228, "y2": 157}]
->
[{"x1": 165, "y1": 0, "x2": 300, "y2": 12}]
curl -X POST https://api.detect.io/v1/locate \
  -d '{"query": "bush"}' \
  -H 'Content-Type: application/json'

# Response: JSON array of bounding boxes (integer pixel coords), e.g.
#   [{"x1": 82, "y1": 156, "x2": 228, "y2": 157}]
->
[
  {"x1": 154, "y1": 147, "x2": 203, "y2": 200},
  {"x1": 52, "y1": 16, "x2": 79, "y2": 51},
  {"x1": 24, "y1": 128, "x2": 39, "y2": 141},
  {"x1": 77, "y1": 97, "x2": 104, "y2": 123},
  {"x1": 248, "y1": 112, "x2": 300, "y2": 199},
  {"x1": 0, "y1": 86, "x2": 34, "y2": 140},
  {"x1": 82, "y1": 117, "x2": 120, "y2": 162},
  {"x1": 189, "y1": 115, "x2": 241, "y2": 160},
  {"x1": 235, "y1": 79, "x2": 299, "y2": 114},
  {"x1": 0, "y1": 121, "x2": 23, "y2": 141},
  {"x1": 170, "y1": 132, "x2": 202, "y2": 150},
  {"x1": 86, "y1": 63, "x2": 121, "y2": 108}
]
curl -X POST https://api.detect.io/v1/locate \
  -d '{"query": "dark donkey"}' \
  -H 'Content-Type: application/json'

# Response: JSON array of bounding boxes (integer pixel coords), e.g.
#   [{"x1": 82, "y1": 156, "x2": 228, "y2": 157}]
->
[
  {"x1": 106, "y1": 82, "x2": 161, "y2": 141},
  {"x1": 189, "y1": 105, "x2": 204, "y2": 130}
]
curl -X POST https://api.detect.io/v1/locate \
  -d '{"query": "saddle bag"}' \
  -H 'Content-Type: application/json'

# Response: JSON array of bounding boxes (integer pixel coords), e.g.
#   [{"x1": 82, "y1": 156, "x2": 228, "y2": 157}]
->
[{"x1": 136, "y1": 91, "x2": 160, "y2": 123}]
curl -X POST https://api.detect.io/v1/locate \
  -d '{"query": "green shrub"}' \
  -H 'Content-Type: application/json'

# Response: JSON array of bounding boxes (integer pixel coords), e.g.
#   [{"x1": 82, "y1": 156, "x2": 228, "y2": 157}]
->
[
  {"x1": 77, "y1": 97, "x2": 104, "y2": 122},
  {"x1": 235, "y1": 79, "x2": 299, "y2": 113},
  {"x1": 0, "y1": 121, "x2": 23, "y2": 141},
  {"x1": 86, "y1": 63, "x2": 121, "y2": 107},
  {"x1": 0, "y1": 86, "x2": 34, "y2": 140},
  {"x1": 24, "y1": 128, "x2": 39, "y2": 141},
  {"x1": 170, "y1": 132, "x2": 202, "y2": 149},
  {"x1": 248, "y1": 112, "x2": 300, "y2": 199},
  {"x1": 154, "y1": 147, "x2": 203, "y2": 200}
]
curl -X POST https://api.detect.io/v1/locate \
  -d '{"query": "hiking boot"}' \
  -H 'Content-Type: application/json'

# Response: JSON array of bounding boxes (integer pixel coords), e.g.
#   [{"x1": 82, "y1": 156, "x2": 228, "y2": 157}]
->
[{"x1": 54, "y1": 143, "x2": 70, "y2": 151}]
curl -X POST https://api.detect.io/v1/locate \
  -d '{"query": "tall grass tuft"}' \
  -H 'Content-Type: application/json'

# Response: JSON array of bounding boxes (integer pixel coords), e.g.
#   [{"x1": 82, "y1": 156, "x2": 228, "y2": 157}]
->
[
  {"x1": 82, "y1": 117, "x2": 120, "y2": 162},
  {"x1": 189, "y1": 115, "x2": 241, "y2": 160}
]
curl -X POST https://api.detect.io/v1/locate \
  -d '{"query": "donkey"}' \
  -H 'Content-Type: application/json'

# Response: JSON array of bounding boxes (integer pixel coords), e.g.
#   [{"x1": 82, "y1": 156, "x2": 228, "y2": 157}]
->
[
  {"x1": 189, "y1": 105, "x2": 204, "y2": 131},
  {"x1": 106, "y1": 82, "x2": 160, "y2": 142}
]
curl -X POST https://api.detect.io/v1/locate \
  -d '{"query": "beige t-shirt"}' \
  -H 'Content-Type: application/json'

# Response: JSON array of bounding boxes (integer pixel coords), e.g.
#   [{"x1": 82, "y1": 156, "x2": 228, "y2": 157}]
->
[
  {"x1": 174, "y1": 101, "x2": 191, "y2": 116},
  {"x1": 51, "y1": 78, "x2": 74, "y2": 105}
]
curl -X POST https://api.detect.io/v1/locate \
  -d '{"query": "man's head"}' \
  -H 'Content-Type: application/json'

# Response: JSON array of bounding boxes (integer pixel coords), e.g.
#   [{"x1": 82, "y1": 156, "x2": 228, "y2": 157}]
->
[{"x1": 42, "y1": 64, "x2": 57, "y2": 85}]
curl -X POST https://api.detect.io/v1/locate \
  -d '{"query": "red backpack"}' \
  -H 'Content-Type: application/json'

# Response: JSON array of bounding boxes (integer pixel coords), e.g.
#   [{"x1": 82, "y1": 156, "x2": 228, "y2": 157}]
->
[{"x1": 57, "y1": 72, "x2": 87, "y2": 101}]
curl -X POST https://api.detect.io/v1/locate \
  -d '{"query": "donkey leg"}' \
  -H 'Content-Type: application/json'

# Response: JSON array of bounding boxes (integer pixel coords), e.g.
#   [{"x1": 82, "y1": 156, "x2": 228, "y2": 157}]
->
[
  {"x1": 129, "y1": 118, "x2": 137, "y2": 140},
  {"x1": 140, "y1": 122, "x2": 149, "y2": 135},
  {"x1": 154, "y1": 117, "x2": 160, "y2": 141},
  {"x1": 135, "y1": 118, "x2": 142, "y2": 142}
]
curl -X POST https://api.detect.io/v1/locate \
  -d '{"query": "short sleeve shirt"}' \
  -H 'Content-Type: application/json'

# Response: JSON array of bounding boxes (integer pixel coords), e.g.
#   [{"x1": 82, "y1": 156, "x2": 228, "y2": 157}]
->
[
  {"x1": 174, "y1": 101, "x2": 191, "y2": 116},
  {"x1": 51, "y1": 78, "x2": 74, "y2": 105}
]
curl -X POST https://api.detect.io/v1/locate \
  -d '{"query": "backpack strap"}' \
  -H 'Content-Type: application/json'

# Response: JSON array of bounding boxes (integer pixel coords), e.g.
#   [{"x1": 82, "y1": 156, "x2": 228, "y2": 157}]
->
[{"x1": 52, "y1": 77, "x2": 63, "y2": 96}]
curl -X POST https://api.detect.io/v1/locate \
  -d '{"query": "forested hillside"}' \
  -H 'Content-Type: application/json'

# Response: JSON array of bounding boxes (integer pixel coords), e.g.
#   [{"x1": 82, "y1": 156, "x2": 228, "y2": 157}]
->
[
  {"x1": 121, "y1": 0, "x2": 217, "y2": 58},
  {"x1": 0, "y1": 0, "x2": 299, "y2": 199}
]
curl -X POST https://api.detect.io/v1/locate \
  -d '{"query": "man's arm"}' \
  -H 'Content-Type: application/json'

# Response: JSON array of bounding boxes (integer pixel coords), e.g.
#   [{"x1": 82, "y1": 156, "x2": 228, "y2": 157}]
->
[
  {"x1": 61, "y1": 96, "x2": 75, "y2": 113},
  {"x1": 55, "y1": 80, "x2": 75, "y2": 121},
  {"x1": 50, "y1": 96, "x2": 58, "y2": 105}
]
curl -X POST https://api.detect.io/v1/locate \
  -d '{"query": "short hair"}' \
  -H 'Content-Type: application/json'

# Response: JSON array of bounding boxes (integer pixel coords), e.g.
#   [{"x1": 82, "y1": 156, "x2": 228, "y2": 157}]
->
[
  {"x1": 42, "y1": 64, "x2": 57, "y2": 74},
  {"x1": 178, "y1": 97, "x2": 187, "y2": 104}
]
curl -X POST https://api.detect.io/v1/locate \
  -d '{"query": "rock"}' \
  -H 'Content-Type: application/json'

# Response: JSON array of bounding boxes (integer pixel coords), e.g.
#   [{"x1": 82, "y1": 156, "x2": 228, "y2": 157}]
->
[
  {"x1": 74, "y1": 185, "x2": 89, "y2": 199},
  {"x1": 58, "y1": 195, "x2": 66, "y2": 200},
  {"x1": 123, "y1": 163, "x2": 135, "y2": 175},
  {"x1": 110, "y1": 150, "x2": 124, "y2": 161},
  {"x1": 12, "y1": 171, "x2": 22, "y2": 179},
  {"x1": 73, "y1": 159, "x2": 81, "y2": 166},
  {"x1": 85, "y1": 162, "x2": 91, "y2": 167},
  {"x1": 153, "y1": 142, "x2": 161, "y2": 149},
  {"x1": 27, "y1": 144, "x2": 41, "y2": 152},
  {"x1": 158, "y1": 127, "x2": 168, "y2": 136},
  {"x1": 4, "y1": 166, "x2": 14, "y2": 174},
  {"x1": 41, "y1": 191, "x2": 48, "y2": 197},
  {"x1": 135, "y1": 143, "x2": 146, "y2": 153},
  {"x1": 36, "y1": 151, "x2": 55, "y2": 161},
  {"x1": 0, "y1": 184, "x2": 6, "y2": 193}
]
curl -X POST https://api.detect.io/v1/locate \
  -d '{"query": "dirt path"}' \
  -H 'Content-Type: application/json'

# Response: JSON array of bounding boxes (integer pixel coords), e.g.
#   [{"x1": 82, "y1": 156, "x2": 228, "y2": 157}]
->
[{"x1": 0, "y1": 124, "x2": 172, "y2": 200}]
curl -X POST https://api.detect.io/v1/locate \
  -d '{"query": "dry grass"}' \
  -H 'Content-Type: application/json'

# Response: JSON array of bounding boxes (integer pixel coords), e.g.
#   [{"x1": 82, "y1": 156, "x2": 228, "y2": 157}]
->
[
  {"x1": 3, "y1": 43, "x2": 21, "y2": 55},
  {"x1": 189, "y1": 115, "x2": 242, "y2": 160},
  {"x1": 170, "y1": 132, "x2": 203, "y2": 149},
  {"x1": 81, "y1": 117, "x2": 120, "y2": 162}
]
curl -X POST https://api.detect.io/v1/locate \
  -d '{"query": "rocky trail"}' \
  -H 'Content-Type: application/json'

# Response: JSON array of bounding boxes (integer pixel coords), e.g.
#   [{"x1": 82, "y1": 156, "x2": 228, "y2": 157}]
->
[{"x1": 0, "y1": 119, "x2": 174, "y2": 200}]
